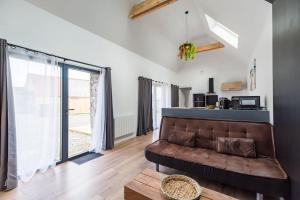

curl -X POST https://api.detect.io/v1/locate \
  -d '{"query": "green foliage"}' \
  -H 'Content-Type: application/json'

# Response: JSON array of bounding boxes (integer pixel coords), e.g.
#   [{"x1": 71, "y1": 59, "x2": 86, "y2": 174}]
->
[{"x1": 178, "y1": 42, "x2": 197, "y2": 61}]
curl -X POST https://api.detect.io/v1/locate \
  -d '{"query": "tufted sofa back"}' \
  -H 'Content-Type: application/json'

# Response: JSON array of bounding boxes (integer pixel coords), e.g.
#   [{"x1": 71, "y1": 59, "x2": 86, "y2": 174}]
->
[{"x1": 160, "y1": 117, "x2": 275, "y2": 158}]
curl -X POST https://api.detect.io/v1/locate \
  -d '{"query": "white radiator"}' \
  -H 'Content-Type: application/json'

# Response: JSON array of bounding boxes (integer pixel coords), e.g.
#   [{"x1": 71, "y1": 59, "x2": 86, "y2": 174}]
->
[{"x1": 114, "y1": 114, "x2": 136, "y2": 139}]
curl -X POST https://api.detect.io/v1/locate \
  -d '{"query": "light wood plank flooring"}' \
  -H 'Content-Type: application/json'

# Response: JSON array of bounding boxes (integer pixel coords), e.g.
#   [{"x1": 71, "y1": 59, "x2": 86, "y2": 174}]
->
[{"x1": 0, "y1": 131, "x2": 274, "y2": 200}]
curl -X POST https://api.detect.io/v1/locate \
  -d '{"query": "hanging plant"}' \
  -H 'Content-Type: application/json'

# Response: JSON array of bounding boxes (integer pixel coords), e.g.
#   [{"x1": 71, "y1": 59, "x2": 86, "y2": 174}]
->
[
  {"x1": 178, "y1": 11, "x2": 197, "y2": 61},
  {"x1": 178, "y1": 42, "x2": 196, "y2": 61}
]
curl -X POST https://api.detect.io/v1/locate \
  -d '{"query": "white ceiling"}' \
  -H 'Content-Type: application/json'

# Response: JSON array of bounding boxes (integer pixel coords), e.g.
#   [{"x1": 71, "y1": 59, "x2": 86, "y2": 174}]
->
[{"x1": 25, "y1": 0, "x2": 272, "y2": 71}]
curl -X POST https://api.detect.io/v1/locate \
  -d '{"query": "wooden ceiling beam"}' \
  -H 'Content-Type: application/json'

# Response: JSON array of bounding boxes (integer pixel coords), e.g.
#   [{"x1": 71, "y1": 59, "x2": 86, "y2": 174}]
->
[
  {"x1": 129, "y1": 0, "x2": 177, "y2": 20},
  {"x1": 196, "y1": 42, "x2": 225, "y2": 53}
]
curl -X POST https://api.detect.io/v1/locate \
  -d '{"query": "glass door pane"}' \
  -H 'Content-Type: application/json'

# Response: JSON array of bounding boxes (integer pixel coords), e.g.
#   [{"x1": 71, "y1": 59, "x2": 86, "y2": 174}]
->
[{"x1": 68, "y1": 68, "x2": 95, "y2": 157}]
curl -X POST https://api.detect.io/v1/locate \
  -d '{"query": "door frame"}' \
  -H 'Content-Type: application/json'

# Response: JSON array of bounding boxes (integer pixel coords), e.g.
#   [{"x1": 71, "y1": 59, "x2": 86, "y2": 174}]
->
[{"x1": 59, "y1": 63, "x2": 100, "y2": 163}]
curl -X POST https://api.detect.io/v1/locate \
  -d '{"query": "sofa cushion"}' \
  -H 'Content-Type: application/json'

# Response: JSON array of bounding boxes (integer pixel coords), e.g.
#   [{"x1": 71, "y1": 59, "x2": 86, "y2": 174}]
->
[
  {"x1": 216, "y1": 137, "x2": 256, "y2": 158},
  {"x1": 146, "y1": 140, "x2": 287, "y2": 180},
  {"x1": 167, "y1": 130, "x2": 195, "y2": 147}
]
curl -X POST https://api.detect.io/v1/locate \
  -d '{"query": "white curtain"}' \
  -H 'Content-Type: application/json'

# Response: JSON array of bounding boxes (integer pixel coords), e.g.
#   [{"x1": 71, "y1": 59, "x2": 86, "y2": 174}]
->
[
  {"x1": 89, "y1": 70, "x2": 105, "y2": 153},
  {"x1": 162, "y1": 83, "x2": 171, "y2": 108},
  {"x1": 9, "y1": 48, "x2": 61, "y2": 182},
  {"x1": 152, "y1": 82, "x2": 171, "y2": 129}
]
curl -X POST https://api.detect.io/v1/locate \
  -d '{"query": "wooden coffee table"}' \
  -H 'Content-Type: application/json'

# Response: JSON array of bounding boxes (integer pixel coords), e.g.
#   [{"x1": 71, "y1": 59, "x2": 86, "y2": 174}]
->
[{"x1": 124, "y1": 168, "x2": 238, "y2": 200}]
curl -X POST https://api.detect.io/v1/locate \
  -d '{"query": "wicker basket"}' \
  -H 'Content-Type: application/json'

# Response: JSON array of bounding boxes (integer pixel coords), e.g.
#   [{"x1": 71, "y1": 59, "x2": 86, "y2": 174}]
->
[{"x1": 161, "y1": 175, "x2": 202, "y2": 200}]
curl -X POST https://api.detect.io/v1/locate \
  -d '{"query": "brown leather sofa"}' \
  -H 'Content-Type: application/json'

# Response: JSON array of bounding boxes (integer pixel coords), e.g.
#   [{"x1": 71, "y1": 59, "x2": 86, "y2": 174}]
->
[{"x1": 145, "y1": 117, "x2": 289, "y2": 198}]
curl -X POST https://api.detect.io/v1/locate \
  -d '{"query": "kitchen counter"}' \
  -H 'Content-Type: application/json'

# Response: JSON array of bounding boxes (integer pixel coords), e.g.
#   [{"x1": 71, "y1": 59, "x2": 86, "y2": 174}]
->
[{"x1": 162, "y1": 107, "x2": 270, "y2": 123}]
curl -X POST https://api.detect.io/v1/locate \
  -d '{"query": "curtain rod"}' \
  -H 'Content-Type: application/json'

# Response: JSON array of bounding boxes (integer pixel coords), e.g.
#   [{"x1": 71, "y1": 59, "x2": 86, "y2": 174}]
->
[
  {"x1": 8, "y1": 43, "x2": 109, "y2": 70},
  {"x1": 153, "y1": 80, "x2": 167, "y2": 84},
  {"x1": 138, "y1": 76, "x2": 168, "y2": 85}
]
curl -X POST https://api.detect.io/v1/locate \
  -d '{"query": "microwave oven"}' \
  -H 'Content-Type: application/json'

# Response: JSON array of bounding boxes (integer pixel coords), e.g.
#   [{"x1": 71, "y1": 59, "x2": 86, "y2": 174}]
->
[{"x1": 231, "y1": 96, "x2": 261, "y2": 110}]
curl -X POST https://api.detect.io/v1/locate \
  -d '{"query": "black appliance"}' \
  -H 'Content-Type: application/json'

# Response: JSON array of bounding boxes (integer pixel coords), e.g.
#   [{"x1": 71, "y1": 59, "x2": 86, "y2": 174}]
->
[
  {"x1": 193, "y1": 93, "x2": 205, "y2": 107},
  {"x1": 219, "y1": 97, "x2": 230, "y2": 109},
  {"x1": 209, "y1": 78, "x2": 214, "y2": 93},
  {"x1": 231, "y1": 96, "x2": 261, "y2": 110},
  {"x1": 206, "y1": 95, "x2": 218, "y2": 106}
]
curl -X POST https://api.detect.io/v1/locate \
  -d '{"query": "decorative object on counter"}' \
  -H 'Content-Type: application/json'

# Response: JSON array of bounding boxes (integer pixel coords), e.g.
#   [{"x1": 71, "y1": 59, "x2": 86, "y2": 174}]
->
[
  {"x1": 193, "y1": 93, "x2": 205, "y2": 107},
  {"x1": 250, "y1": 58, "x2": 256, "y2": 91},
  {"x1": 221, "y1": 81, "x2": 245, "y2": 91},
  {"x1": 206, "y1": 105, "x2": 216, "y2": 109},
  {"x1": 208, "y1": 78, "x2": 215, "y2": 94},
  {"x1": 231, "y1": 96, "x2": 261, "y2": 110},
  {"x1": 161, "y1": 175, "x2": 202, "y2": 200},
  {"x1": 219, "y1": 97, "x2": 230, "y2": 109},
  {"x1": 206, "y1": 95, "x2": 218, "y2": 108}
]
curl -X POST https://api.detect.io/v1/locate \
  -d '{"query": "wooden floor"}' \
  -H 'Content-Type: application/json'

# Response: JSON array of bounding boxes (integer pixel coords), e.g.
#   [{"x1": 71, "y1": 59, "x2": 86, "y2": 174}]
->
[{"x1": 0, "y1": 131, "x2": 274, "y2": 200}]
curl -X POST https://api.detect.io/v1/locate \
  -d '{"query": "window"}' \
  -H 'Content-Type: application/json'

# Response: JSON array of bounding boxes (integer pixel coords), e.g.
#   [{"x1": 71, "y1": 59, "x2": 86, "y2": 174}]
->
[
  {"x1": 152, "y1": 82, "x2": 171, "y2": 129},
  {"x1": 205, "y1": 14, "x2": 239, "y2": 48},
  {"x1": 152, "y1": 83, "x2": 163, "y2": 130}
]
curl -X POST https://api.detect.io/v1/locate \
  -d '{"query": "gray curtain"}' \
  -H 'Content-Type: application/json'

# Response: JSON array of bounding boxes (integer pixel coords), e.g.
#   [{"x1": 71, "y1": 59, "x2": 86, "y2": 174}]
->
[
  {"x1": 0, "y1": 39, "x2": 17, "y2": 191},
  {"x1": 137, "y1": 77, "x2": 153, "y2": 136},
  {"x1": 171, "y1": 84, "x2": 179, "y2": 107},
  {"x1": 102, "y1": 68, "x2": 115, "y2": 150}
]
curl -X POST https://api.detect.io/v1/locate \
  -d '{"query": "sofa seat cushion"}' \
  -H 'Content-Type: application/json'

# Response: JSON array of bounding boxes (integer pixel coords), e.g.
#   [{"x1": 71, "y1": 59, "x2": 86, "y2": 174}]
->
[{"x1": 146, "y1": 140, "x2": 287, "y2": 180}]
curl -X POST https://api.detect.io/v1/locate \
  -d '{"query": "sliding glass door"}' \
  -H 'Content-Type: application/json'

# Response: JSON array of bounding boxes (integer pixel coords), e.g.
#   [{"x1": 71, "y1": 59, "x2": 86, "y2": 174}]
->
[
  {"x1": 68, "y1": 68, "x2": 97, "y2": 157},
  {"x1": 8, "y1": 46, "x2": 103, "y2": 182},
  {"x1": 10, "y1": 52, "x2": 101, "y2": 168},
  {"x1": 61, "y1": 64, "x2": 100, "y2": 161}
]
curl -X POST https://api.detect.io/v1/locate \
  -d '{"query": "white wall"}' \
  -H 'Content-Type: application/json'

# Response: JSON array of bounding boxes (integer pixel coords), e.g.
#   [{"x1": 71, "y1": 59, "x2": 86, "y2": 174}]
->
[
  {"x1": 0, "y1": 0, "x2": 177, "y2": 136},
  {"x1": 247, "y1": 8, "x2": 273, "y2": 123},
  {"x1": 176, "y1": 9, "x2": 273, "y2": 124},
  {"x1": 0, "y1": 0, "x2": 273, "y2": 131},
  {"x1": 176, "y1": 51, "x2": 248, "y2": 107}
]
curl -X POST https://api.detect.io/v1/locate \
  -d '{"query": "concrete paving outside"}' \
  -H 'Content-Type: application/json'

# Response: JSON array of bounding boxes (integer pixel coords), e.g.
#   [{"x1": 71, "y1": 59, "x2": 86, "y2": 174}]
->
[{"x1": 69, "y1": 113, "x2": 92, "y2": 157}]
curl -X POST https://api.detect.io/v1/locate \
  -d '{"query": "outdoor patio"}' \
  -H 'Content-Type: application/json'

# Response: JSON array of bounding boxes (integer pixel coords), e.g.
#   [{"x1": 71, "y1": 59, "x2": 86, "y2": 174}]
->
[{"x1": 69, "y1": 114, "x2": 92, "y2": 157}]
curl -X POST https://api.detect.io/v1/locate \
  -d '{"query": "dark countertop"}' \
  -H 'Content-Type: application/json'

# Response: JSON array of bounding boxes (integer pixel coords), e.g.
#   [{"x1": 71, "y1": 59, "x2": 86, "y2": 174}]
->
[{"x1": 162, "y1": 107, "x2": 270, "y2": 123}]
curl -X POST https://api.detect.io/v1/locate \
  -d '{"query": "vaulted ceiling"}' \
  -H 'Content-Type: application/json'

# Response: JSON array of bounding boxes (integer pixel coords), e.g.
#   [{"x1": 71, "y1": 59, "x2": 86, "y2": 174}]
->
[{"x1": 25, "y1": 0, "x2": 272, "y2": 71}]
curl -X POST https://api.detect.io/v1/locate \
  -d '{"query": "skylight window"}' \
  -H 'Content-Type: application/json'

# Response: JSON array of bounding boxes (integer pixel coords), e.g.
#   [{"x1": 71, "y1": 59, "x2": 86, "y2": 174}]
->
[{"x1": 205, "y1": 14, "x2": 239, "y2": 48}]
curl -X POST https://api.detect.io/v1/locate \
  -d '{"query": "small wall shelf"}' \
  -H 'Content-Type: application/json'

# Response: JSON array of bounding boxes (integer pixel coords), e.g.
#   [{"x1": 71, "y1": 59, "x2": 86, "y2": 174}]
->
[{"x1": 221, "y1": 81, "x2": 245, "y2": 91}]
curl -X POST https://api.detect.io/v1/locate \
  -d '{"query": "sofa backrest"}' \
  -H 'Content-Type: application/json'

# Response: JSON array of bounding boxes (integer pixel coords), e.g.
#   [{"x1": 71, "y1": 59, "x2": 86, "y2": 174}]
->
[{"x1": 160, "y1": 117, "x2": 275, "y2": 158}]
